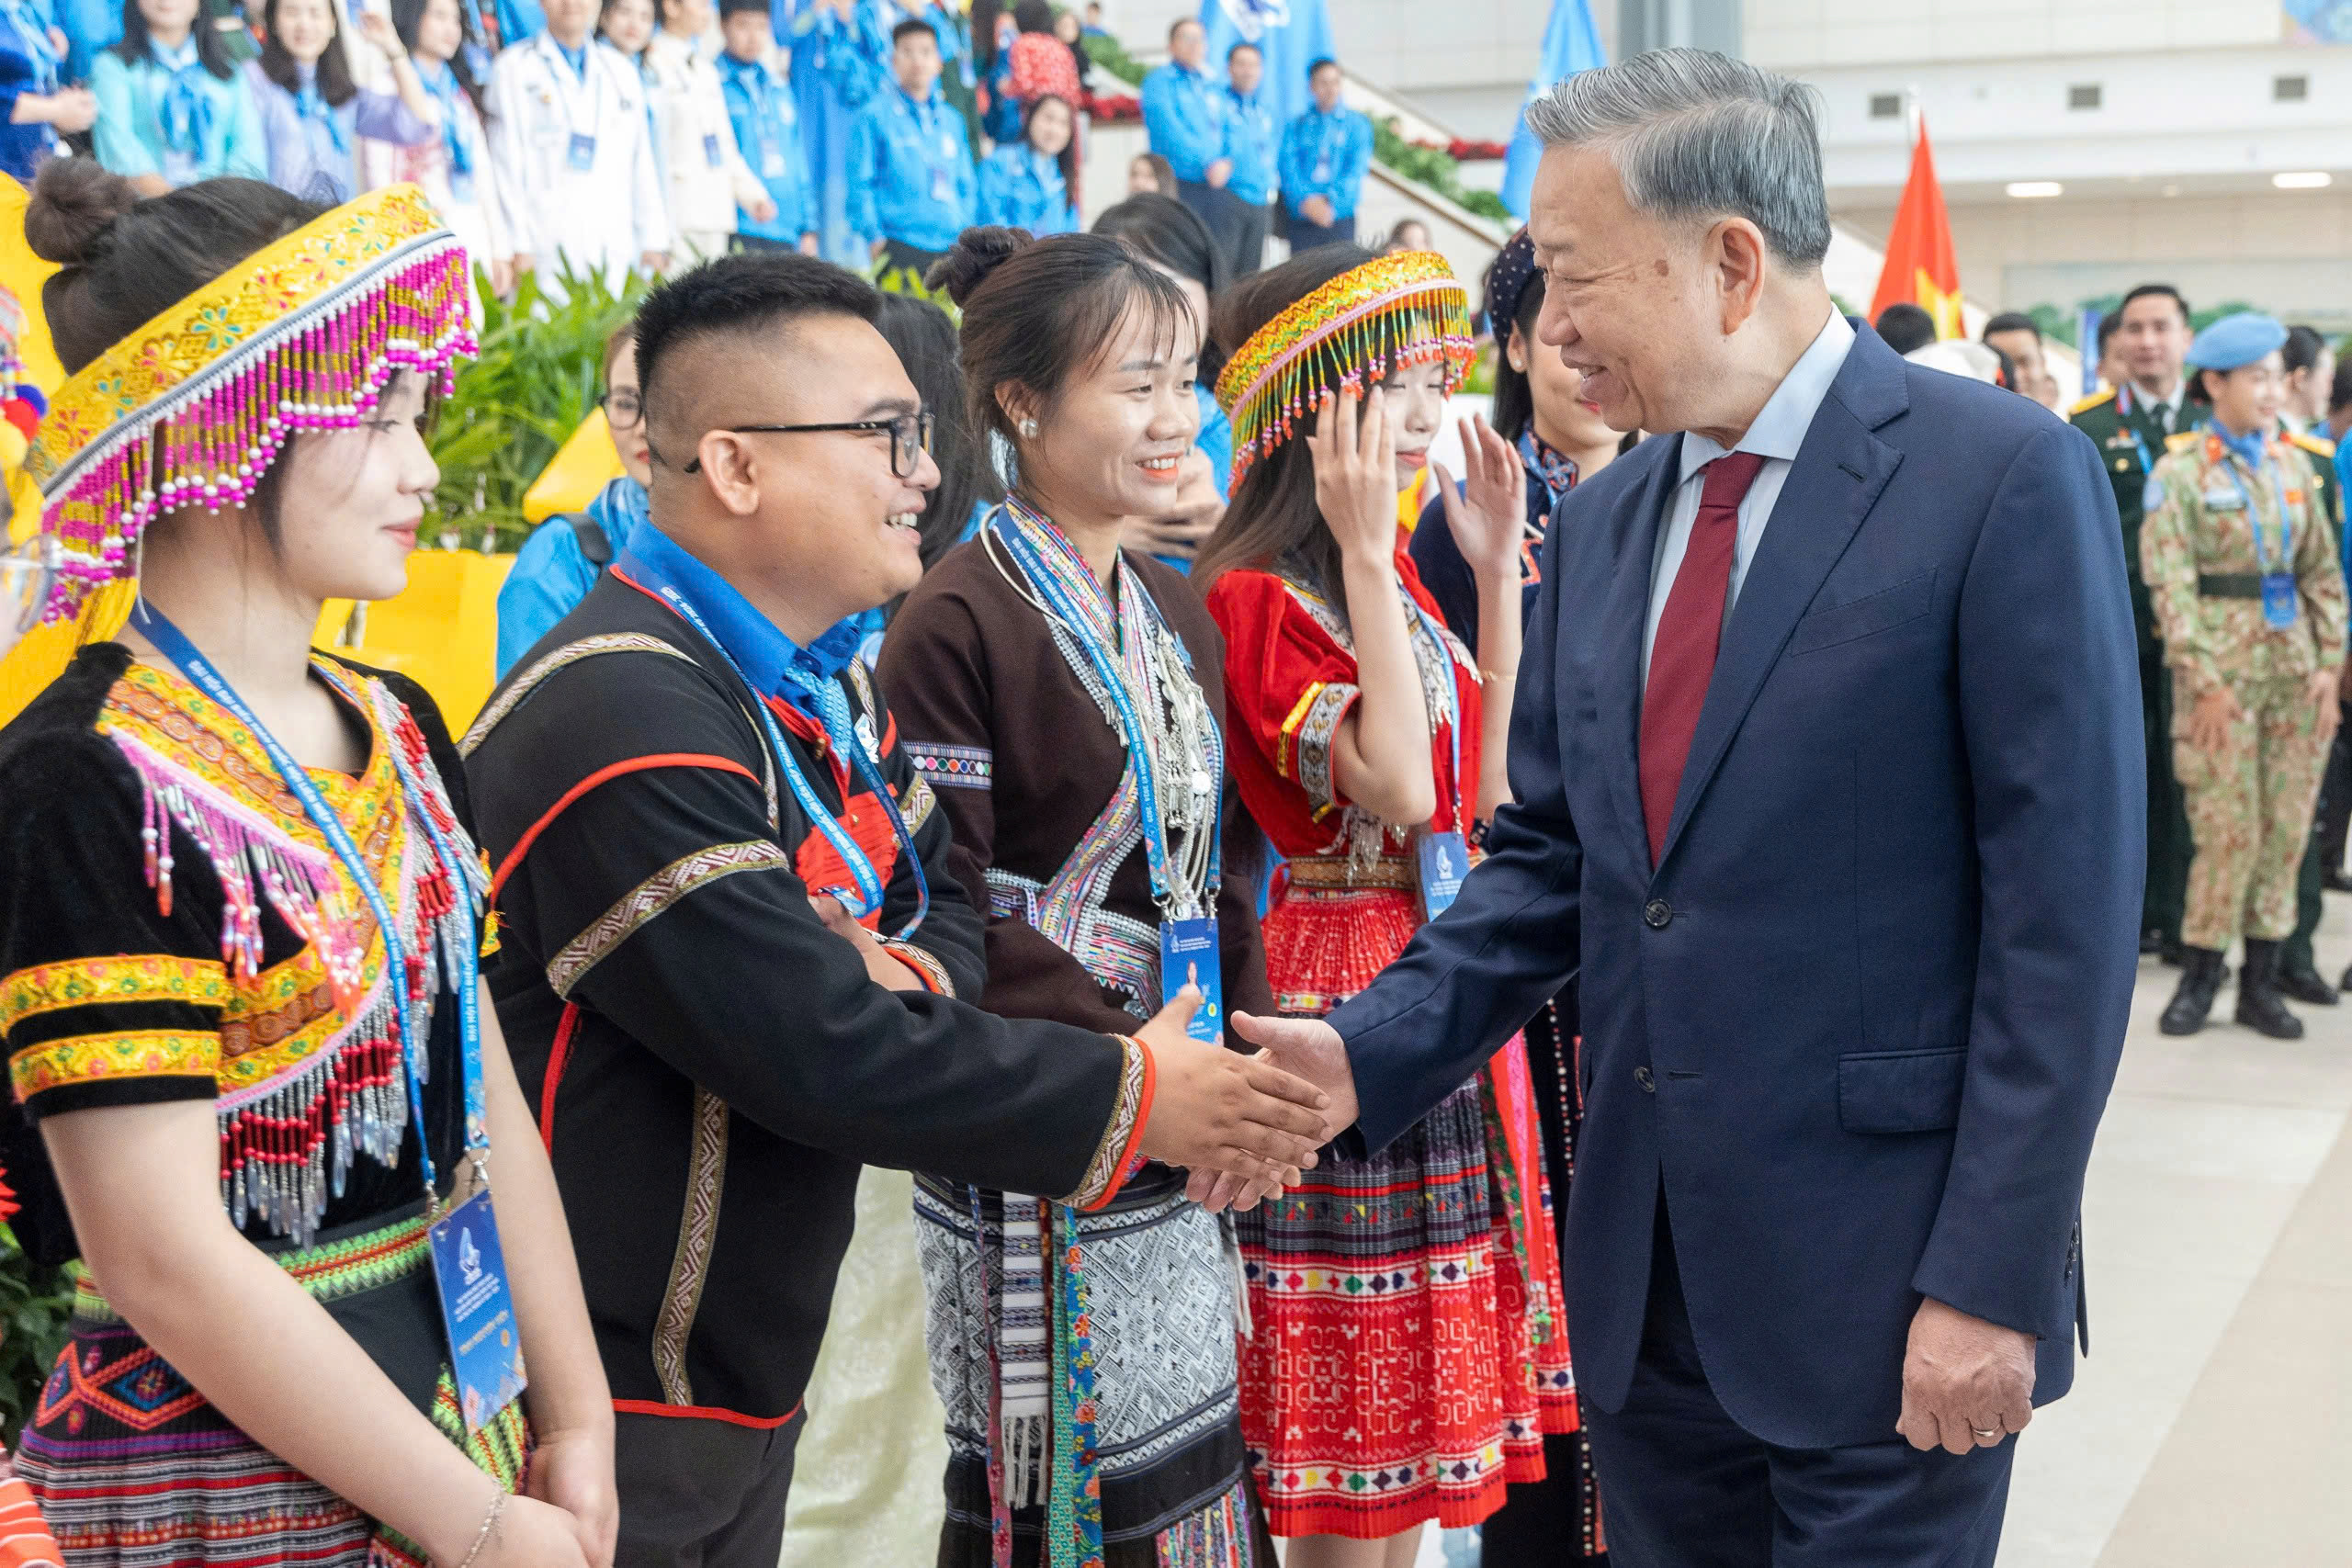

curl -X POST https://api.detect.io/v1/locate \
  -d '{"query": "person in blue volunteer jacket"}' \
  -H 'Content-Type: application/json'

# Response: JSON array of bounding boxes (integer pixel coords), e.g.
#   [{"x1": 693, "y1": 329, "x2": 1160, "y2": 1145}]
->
[
  {"x1": 1141, "y1": 16, "x2": 1238, "y2": 247},
  {"x1": 1279, "y1": 55, "x2": 1372, "y2": 251},
  {"x1": 0, "y1": 0, "x2": 93, "y2": 183},
  {"x1": 717, "y1": 0, "x2": 816, "y2": 252},
  {"x1": 90, "y1": 0, "x2": 267, "y2": 191},
  {"x1": 973, "y1": 89, "x2": 1074, "y2": 235},
  {"x1": 844, "y1": 14, "x2": 972, "y2": 279},
  {"x1": 1218, "y1": 39, "x2": 1275, "y2": 277}
]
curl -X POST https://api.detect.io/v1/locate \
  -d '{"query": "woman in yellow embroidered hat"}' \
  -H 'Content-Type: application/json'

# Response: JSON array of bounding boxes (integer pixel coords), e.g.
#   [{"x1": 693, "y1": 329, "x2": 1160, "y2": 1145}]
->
[
  {"x1": 1193, "y1": 245, "x2": 1571, "y2": 1566},
  {"x1": 0, "y1": 160, "x2": 616, "y2": 1568}
]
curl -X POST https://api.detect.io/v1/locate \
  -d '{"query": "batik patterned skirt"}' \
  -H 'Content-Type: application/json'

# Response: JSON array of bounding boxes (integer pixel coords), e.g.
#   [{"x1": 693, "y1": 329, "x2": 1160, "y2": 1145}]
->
[
  {"x1": 1238, "y1": 868, "x2": 1571, "y2": 1540},
  {"x1": 17, "y1": 1207, "x2": 529, "y2": 1568}
]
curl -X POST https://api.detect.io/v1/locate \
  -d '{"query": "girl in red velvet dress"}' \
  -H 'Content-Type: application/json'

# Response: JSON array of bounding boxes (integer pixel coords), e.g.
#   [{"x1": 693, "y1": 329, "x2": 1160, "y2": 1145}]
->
[{"x1": 1196, "y1": 245, "x2": 1572, "y2": 1567}]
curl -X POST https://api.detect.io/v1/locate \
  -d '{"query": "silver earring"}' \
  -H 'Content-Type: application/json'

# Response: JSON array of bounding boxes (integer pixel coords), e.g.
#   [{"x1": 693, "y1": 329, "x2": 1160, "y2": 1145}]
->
[
  {"x1": 1021, "y1": 418, "x2": 1039, "y2": 438},
  {"x1": 1509, "y1": 356, "x2": 1525, "y2": 373}
]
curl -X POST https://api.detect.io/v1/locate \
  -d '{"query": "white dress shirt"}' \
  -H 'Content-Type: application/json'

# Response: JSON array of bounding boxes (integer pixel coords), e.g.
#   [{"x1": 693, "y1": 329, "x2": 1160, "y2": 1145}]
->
[{"x1": 1642, "y1": 308, "x2": 1858, "y2": 685}]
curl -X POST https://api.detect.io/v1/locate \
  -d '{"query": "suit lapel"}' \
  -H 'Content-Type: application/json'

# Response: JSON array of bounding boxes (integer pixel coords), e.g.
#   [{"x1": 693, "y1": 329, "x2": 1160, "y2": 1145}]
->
[
  {"x1": 1653, "y1": 333, "x2": 1907, "y2": 871},
  {"x1": 1597, "y1": 437, "x2": 1683, "y2": 870}
]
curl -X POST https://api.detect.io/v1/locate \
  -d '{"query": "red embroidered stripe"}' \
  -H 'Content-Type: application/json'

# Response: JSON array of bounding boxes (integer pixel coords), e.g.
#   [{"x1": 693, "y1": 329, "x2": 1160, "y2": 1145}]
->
[
  {"x1": 490, "y1": 754, "x2": 759, "y2": 904},
  {"x1": 539, "y1": 1001, "x2": 581, "y2": 1154},
  {"x1": 611, "y1": 1398, "x2": 802, "y2": 1429}
]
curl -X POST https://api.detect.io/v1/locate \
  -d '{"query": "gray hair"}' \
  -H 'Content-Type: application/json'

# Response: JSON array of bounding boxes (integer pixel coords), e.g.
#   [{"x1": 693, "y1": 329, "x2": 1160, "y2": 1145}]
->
[{"x1": 1524, "y1": 49, "x2": 1832, "y2": 268}]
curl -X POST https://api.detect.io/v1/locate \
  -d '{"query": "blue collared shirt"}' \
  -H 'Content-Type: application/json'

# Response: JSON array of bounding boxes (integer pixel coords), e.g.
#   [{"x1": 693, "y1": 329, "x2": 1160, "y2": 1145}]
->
[
  {"x1": 1641, "y1": 307, "x2": 1857, "y2": 682},
  {"x1": 1221, "y1": 84, "x2": 1276, "y2": 206},
  {"x1": 1278, "y1": 102, "x2": 1371, "y2": 219},
  {"x1": 619, "y1": 521, "x2": 864, "y2": 711},
  {"x1": 719, "y1": 50, "x2": 810, "y2": 242},
  {"x1": 844, "y1": 82, "x2": 975, "y2": 252},
  {"x1": 974, "y1": 140, "x2": 1075, "y2": 234},
  {"x1": 1140, "y1": 61, "x2": 1226, "y2": 182}
]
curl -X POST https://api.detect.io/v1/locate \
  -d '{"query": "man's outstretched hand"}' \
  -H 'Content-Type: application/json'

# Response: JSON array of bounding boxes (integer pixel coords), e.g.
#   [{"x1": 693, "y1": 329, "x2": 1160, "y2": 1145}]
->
[
  {"x1": 1136, "y1": 988, "x2": 1332, "y2": 1193},
  {"x1": 1896, "y1": 1296, "x2": 2036, "y2": 1454},
  {"x1": 1183, "y1": 1011, "x2": 1361, "y2": 1213}
]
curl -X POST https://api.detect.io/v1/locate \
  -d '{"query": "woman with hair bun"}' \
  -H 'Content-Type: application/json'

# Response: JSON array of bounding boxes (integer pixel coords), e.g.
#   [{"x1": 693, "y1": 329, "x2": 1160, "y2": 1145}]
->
[
  {"x1": 1194, "y1": 244, "x2": 1572, "y2": 1565},
  {"x1": 0, "y1": 160, "x2": 615, "y2": 1568},
  {"x1": 876, "y1": 225, "x2": 1278, "y2": 1566}
]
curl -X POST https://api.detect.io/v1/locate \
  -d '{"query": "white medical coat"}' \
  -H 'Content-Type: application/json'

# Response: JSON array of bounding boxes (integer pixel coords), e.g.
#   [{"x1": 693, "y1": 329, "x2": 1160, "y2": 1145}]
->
[{"x1": 486, "y1": 35, "x2": 671, "y2": 288}]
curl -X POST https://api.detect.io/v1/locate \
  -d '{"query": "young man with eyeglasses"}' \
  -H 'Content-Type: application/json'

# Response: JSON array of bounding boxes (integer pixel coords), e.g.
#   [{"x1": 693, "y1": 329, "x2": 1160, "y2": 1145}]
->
[
  {"x1": 495, "y1": 320, "x2": 656, "y2": 675},
  {"x1": 462, "y1": 254, "x2": 1335, "y2": 1568}
]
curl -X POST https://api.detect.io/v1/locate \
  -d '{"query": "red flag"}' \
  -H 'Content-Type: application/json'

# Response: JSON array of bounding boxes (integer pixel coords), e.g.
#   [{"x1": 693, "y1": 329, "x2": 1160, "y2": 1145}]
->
[{"x1": 1869, "y1": 117, "x2": 1963, "y2": 339}]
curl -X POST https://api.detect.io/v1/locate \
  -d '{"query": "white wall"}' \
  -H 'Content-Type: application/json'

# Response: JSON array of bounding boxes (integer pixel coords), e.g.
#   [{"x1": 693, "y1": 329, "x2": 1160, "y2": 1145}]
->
[
  {"x1": 1096, "y1": 0, "x2": 1573, "y2": 96},
  {"x1": 1743, "y1": 0, "x2": 2281, "y2": 68}
]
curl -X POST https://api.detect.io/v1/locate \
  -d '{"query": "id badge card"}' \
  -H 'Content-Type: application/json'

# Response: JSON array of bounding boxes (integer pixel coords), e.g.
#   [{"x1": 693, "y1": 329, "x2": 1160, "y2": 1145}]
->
[
  {"x1": 703, "y1": 131, "x2": 723, "y2": 167},
  {"x1": 1313, "y1": 155, "x2": 1333, "y2": 183},
  {"x1": 1159, "y1": 917, "x2": 1224, "y2": 1044},
  {"x1": 763, "y1": 141, "x2": 787, "y2": 178},
  {"x1": 1417, "y1": 830, "x2": 1468, "y2": 919},
  {"x1": 449, "y1": 168, "x2": 476, "y2": 202},
  {"x1": 566, "y1": 130, "x2": 596, "y2": 171},
  {"x1": 2262, "y1": 571, "x2": 2300, "y2": 628},
  {"x1": 929, "y1": 164, "x2": 953, "y2": 202},
  {"x1": 427, "y1": 1188, "x2": 528, "y2": 1436}
]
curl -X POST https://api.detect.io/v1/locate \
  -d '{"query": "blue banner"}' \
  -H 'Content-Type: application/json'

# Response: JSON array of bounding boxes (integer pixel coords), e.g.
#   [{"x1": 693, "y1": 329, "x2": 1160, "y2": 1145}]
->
[
  {"x1": 1501, "y1": 0, "x2": 1606, "y2": 220},
  {"x1": 2078, "y1": 305, "x2": 2102, "y2": 397},
  {"x1": 1200, "y1": 0, "x2": 1335, "y2": 139}
]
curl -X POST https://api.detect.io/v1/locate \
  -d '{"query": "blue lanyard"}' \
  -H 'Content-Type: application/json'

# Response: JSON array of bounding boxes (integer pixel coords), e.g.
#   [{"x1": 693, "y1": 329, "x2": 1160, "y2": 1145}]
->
[
  {"x1": 2, "y1": 0, "x2": 57, "y2": 93},
  {"x1": 989, "y1": 507, "x2": 1223, "y2": 917},
  {"x1": 130, "y1": 604, "x2": 487, "y2": 1195},
  {"x1": 2208, "y1": 423, "x2": 2293, "y2": 575},
  {"x1": 634, "y1": 578, "x2": 930, "y2": 939},
  {"x1": 897, "y1": 90, "x2": 953, "y2": 178}
]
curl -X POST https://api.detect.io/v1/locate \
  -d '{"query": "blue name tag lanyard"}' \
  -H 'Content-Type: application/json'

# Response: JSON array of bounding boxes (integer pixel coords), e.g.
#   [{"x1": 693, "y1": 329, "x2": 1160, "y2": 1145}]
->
[
  {"x1": 986, "y1": 507, "x2": 1222, "y2": 919},
  {"x1": 630, "y1": 570, "x2": 930, "y2": 939},
  {"x1": 130, "y1": 603, "x2": 488, "y2": 1193},
  {"x1": 2207, "y1": 423, "x2": 2299, "y2": 627}
]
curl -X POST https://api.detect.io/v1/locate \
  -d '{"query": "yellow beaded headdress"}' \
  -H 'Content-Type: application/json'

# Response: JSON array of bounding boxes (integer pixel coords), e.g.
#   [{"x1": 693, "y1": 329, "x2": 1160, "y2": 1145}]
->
[
  {"x1": 26, "y1": 183, "x2": 474, "y2": 624},
  {"x1": 1213, "y1": 250, "x2": 1477, "y2": 488}
]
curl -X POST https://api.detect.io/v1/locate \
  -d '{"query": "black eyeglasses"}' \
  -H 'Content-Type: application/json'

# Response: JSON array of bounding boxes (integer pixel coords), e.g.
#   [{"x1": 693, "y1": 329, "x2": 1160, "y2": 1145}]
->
[
  {"x1": 599, "y1": 389, "x2": 645, "y2": 429},
  {"x1": 681, "y1": 411, "x2": 934, "y2": 477}
]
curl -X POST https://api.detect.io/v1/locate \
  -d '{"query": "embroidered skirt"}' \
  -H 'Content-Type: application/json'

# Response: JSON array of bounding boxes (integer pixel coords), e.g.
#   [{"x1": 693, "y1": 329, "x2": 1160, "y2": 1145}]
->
[
  {"x1": 1238, "y1": 878, "x2": 1569, "y2": 1540},
  {"x1": 17, "y1": 1206, "x2": 530, "y2": 1568},
  {"x1": 915, "y1": 1170, "x2": 1276, "y2": 1568}
]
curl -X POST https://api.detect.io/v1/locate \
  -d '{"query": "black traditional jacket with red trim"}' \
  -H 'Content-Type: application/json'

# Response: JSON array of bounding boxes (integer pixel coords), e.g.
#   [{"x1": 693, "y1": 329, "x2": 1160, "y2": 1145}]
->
[{"x1": 463, "y1": 574, "x2": 1146, "y2": 1426}]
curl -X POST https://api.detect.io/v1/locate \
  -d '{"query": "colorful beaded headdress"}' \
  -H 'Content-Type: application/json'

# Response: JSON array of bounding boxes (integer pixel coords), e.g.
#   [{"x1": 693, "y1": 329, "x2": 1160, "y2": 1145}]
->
[
  {"x1": 1213, "y1": 249, "x2": 1477, "y2": 487},
  {"x1": 26, "y1": 183, "x2": 474, "y2": 624}
]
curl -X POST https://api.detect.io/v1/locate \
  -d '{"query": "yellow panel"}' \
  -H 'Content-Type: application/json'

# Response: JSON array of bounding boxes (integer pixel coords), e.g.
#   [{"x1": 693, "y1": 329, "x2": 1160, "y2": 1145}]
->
[
  {"x1": 323, "y1": 552, "x2": 516, "y2": 731},
  {"x1": 523, "y1": 407, "x2": 626, "y2": 524}
]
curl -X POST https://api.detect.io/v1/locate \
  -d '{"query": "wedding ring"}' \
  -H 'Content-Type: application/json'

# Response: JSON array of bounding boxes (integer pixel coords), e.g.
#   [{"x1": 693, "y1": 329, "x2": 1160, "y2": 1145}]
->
[{"x1": 1971, "y1": 1426, "x2": 2002, "y2": 1442}]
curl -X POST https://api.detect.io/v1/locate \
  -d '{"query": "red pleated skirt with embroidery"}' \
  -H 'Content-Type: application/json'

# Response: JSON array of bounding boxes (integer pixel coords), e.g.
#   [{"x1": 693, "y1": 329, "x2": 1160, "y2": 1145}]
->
[{"x1": 1237, "y1": 875, "x2": 1574, "y2": 1540}]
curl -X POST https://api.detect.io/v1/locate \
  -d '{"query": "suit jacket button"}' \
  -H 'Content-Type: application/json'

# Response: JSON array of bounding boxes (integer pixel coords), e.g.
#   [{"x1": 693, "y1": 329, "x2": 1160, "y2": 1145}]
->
[
  {"x1": 1644, "y1": 898, "x2": 1672, "y2": 929},
  {"x1": 1634, "y1": 1066, "x2": 1656, "y2": 1092}
]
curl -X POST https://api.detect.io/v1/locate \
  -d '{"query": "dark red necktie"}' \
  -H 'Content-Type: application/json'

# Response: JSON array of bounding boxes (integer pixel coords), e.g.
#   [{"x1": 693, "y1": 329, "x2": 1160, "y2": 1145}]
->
[{"x1": 1639, "y1": 451, "x2": 1768, "y2": 865}]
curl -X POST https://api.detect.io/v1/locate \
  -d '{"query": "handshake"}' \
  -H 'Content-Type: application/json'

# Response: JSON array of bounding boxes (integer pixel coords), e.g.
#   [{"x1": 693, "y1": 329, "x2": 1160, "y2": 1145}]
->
[{"x1": 1127, "y1": 990, "x2": 1361, "y2": 1213}]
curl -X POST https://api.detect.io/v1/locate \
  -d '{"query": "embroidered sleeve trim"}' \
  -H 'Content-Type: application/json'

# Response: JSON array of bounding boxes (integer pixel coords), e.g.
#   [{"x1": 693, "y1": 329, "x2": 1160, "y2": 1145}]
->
[
  {"x1": 899, "y1": 773, "x2": 938, "y2": 837},
  {"x1": 652, "y1": 1088, "x2": 729, "y2": 1404},
  {"x1": 12, "y1": 1029, "x2": 221, "y2": 1102},
  {"x1": 547, "y1": 840, "x2": 794, "y2": 999},
  {"x1": 1, "y1": 955, "x2": 231, "y2": 1034},
  {"x1": 1067, "y1": 1032, "x2": 1155, "y2": 1212},
  {"x1": 877, "y1": 939, "x2": 955, "y2": 998},
  {"x1": 458, "y1": 634, "x2": 702, "y2": 758},
  {"x1": 905, "y1": 741, "x2": 993, "y2": 791},
  {"x1": 1293, "y1": 682, "x2": 1360, "y2": 814}
]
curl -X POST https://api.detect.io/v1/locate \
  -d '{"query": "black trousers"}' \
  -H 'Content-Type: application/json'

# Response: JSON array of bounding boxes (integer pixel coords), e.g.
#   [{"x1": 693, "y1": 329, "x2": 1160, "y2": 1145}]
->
[
  {"x1": 880, "y1": 238, "x2": 950, "y2": 285},
  {"x1": 613, "y1": 1407, "x2": 806, "y2": 1568},
  {"x1": 1580, "y1": 1201, "x2": 2014, "y2": 1568},
  {"x1": 1228, "y1": 197, "x2": 1271, "y2": 276},
  {"x1": 1286, "y1": 210, "x2": 1357, "y2": 252},
  {"x1": 2143, "y1": 648, "x2": 2191, "y2": 943}
]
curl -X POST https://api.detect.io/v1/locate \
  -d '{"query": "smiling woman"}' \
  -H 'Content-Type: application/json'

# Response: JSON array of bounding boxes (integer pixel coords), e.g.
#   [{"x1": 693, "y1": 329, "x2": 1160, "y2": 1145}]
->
[{"x1": 878, "y1": 226, "x2": 1285, "y2": 1566}]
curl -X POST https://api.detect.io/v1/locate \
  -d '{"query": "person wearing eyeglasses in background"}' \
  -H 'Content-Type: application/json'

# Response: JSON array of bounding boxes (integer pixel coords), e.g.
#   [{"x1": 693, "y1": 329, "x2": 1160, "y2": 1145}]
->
[
  {"x1": 494, "y1": 318, "x2": 652, "y2": 676},
  {"x1": 462, "y1": 253, "x2": 1334, "y2": 1568}
]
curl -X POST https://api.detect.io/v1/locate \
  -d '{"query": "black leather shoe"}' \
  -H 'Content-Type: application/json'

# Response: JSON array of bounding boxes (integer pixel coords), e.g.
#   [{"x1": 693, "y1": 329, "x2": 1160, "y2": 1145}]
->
[
  {"x1": 2142, "y1": 929, "x2": 2164, "y2": 954},
  {"x1": 2324, "y1": 870, "x2": 2352, "y2": 894},
  {"x1": 2160, "y1": 935, "x2": 2185, "y2": 966},
  {"x1": 2159, "y1": 947, "x2": 2225, "y2": 1035},
  {"x1": 2279, "y1": 961, "x2": 2339, "y2": 1006},
  {"x1": 2235, "y1": 939, "x2": 2306, "y2": 1040}
]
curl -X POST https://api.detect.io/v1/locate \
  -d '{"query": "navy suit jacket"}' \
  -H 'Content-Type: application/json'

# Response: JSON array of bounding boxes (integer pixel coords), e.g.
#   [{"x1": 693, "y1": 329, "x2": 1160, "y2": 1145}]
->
[{"x1": 1329, "y1": 324, "x2": 2144, "y2": 1450}]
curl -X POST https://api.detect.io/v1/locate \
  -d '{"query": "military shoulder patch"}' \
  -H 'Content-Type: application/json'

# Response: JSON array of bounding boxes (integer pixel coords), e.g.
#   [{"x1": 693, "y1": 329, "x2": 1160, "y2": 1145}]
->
[
  {"x1": 2290, "y1": 429, "x2": 2337, "y2": 459},
  {"x1": 2069, "y1": 388, "x2": 2117, "y2": 416}
]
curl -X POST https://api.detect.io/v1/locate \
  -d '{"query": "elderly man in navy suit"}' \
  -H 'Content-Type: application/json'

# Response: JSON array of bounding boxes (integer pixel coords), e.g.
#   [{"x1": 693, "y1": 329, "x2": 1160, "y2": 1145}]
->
[{"x1": 1225, "y1": 49, "x2": 2143, "y2": 1565}]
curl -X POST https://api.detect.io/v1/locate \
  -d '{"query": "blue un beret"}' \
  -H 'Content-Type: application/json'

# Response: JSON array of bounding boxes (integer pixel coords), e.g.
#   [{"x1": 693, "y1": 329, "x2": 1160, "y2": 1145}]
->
[{"x1": 2185, "y1": 311, "x2": 2288, "y2": 372}]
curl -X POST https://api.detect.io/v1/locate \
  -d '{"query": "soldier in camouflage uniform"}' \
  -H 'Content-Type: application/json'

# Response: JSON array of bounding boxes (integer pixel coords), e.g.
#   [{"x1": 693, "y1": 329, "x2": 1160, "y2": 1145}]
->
[{"x1": 2145, "y1": 313, "x2": 2349, "y2": 1038}]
